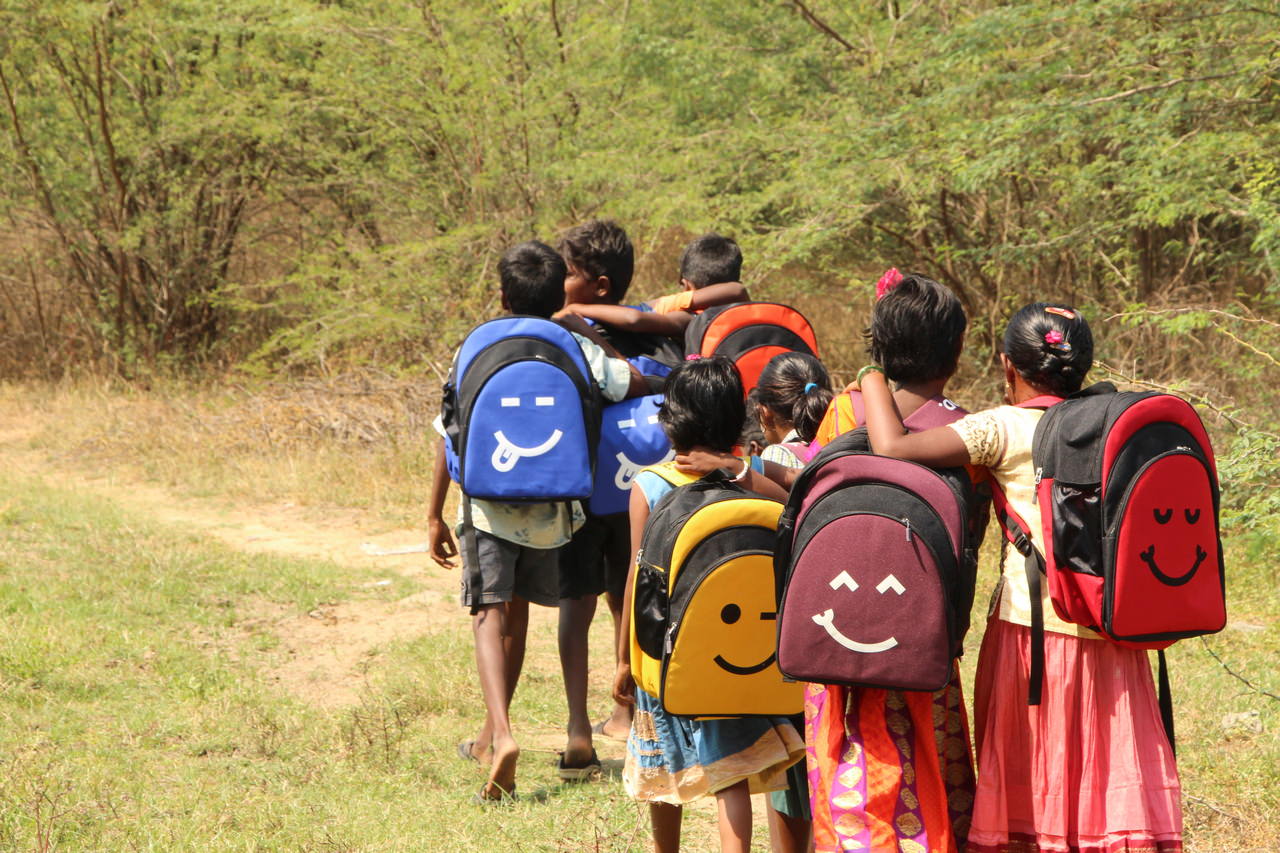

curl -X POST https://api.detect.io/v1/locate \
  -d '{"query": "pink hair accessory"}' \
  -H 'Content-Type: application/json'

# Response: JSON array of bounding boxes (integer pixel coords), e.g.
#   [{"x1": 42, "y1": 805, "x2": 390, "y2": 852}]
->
[
  {"x1": 875, "y1": 268, "x2": 904, "y2": 300},
  {"x1": 685, "y1": 353, "x2": 703, "y2": 361},
  {"x1": 1044, "y1": 330, "x2": 1064, "y2": 345}
]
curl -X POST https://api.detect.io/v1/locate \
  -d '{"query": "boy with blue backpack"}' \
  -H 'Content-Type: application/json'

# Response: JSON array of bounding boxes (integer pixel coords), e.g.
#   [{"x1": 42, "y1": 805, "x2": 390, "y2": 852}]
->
[{"x1": 427, "y1": 240, "x2": 645, "y2": 802}]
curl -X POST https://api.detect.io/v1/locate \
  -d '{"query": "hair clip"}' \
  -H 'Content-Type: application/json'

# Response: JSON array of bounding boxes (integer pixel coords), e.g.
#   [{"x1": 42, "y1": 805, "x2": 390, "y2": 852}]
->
[
  {"x1": 1044, "y1": 306, "x2": 1076, "y2": 320},
  {"x1": 1044, "y1": 330, "x2": 1072, "y2": 353},
  {"x1": 685, "y1": 353, "x2": 703, "y2": 361},
  {"x1": 803, "y1": 382, "x2": 818, "y2": 393},
  {"x1": 875, "y1": 268, "x2": 904, "y2": 300}
]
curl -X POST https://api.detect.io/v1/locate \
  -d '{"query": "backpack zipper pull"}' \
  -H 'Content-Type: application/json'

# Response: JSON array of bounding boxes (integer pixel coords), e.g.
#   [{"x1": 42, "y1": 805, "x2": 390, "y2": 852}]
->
[
  {"x1": 903, "y1": 517, "x2": 912, "y2": 542},
  {"x1": 1034, "y1": 466, "x2": 1044, "y2": 485},
  {"x1": 664, "y1": 621, "x2": 678, "y2": 655}
]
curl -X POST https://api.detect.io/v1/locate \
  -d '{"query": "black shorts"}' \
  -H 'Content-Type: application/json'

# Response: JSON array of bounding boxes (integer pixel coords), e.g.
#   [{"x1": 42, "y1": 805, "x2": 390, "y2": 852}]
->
[
  {"x1": 558, "y1": 512, "x2": 632, "y2": 601},
  {"x1": 459, "y1": 528, "x2": 560, "y2": 610}
]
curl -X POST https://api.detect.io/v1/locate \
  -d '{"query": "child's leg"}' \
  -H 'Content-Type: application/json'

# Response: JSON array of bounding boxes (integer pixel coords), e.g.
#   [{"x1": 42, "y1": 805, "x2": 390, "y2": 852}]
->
[
  {"x1": 766, "y1": 805, "x2": 812, "y2": 853},
  {"x1": 715, "y1": 780, "x2": 752, "y2": 853},
  {"x1": 558, "y1": 592, "x2": 598, "y2": 765},
  {"x1": 467, "y1": 598, "x2": 527, "y2": 761},
  {"x1": 600, "y1": 587, "x2": 633, "y2": 736},
  {"x1": 650, "y1": 802, "x2": 682, "y2": 853},
  {"x1": 473, "y1": 601, "x2": 520, "y2": 797}
]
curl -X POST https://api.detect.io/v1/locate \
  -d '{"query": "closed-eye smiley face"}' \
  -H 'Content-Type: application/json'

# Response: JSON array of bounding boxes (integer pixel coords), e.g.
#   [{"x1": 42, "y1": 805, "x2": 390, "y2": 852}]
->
[
  {"x1": 811, "y1": 570, "x2": 906, "y2": 653},
  {"x1": 490, "y1": 395, "x2": 561, "y2": 471},
  {"x1": 1130, "y1": 455, "x2": 1215, "y2": 587}
]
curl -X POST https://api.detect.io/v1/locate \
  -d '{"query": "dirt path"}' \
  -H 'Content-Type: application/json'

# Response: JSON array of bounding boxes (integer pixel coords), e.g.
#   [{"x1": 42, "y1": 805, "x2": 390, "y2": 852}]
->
[{"x1": 0, "y1": 426, "x2": 485, "y2": 708}]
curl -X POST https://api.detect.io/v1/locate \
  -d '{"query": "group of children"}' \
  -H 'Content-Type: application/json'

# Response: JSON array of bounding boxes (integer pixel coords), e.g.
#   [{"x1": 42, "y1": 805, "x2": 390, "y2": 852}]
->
[{"x1": 427, "y1": 221, "x2": 1184, "y2": 853}]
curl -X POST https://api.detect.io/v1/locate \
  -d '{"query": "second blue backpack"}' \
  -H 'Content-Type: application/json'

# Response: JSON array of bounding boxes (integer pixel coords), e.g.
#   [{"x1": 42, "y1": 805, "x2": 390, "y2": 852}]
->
[
  {"x1": 590, "y1": 394, "x2": 674, "y2": 516},
  {"x1": 442, "y1": 316, "x2": 601, "y2": 500}
]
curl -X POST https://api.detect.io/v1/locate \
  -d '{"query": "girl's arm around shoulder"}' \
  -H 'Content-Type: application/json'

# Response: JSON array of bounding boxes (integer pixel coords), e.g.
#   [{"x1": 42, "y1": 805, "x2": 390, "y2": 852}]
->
[
  {"x1": 859, "y1": 371, "x2": 971, "y2": 467},
  {"x1": 672, "y1": 448, "x2": 791, "y2": 500}
]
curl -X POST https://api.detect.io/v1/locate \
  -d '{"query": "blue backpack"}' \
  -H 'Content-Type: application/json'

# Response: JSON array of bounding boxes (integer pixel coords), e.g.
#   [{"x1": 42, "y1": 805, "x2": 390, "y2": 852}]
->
[
  {"x1": 442, "y1": 316, "x2": 602, "y2": 501},
  {"x1": 590, "y1": 394, "x2": 674, "y2": 516}
]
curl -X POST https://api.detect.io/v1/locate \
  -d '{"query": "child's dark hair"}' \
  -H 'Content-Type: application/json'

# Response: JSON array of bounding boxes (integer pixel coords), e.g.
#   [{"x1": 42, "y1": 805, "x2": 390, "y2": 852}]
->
[
  {"x1": 739, "y1": 388, "x2": 766, "y2": 453},
  {"x1": 755, "y1": 352, "x2": 834, "y2": 443},
  {"x1": 1002, "y1": 302, "x2": 1093, "y2": 396},
  {"x1": 557, "y1": 219, "x2": 634, "y2": 302},
  {"x1": 865, "y1": 274, "x2": 967, "y2": 384},
  {"x1": 499, "y1": 241, "x2": 567, "y2": 318},
  {"x1": 679, "y1": 233, "x2": 743, "y2": 287},
  {"x1": 658, "y1": 356, "x2": 744, "y2": 453}
]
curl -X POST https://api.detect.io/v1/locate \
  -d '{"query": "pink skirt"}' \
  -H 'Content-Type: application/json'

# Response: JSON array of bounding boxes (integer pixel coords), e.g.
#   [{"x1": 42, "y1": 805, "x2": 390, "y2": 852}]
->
[{"x1": 967, "y1": 617, "x2": 1183, "y2": 853}]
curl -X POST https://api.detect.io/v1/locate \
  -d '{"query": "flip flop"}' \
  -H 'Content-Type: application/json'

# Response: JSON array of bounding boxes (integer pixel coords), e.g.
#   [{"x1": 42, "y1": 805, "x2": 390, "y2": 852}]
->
[
  {"x1": 556, "y1": 749, "x2": 601, "y2": 782},
  {"x1": 457, "y1": 740, "x2": 481, "y2": 764},
  {"x1": 472, "y1": 782, "x2": 517, "y2": 805},
  {"x1": 591, "y1": 719, "x2": 629, "y2": 742}
]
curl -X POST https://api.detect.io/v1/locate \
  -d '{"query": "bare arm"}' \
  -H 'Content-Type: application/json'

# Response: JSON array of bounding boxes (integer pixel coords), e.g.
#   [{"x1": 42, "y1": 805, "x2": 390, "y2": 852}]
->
[
  {"x1": 427, "y1": 437, "x2": 458, "y2": 568},
  {"x1": 613, "y1": 484, "x2": 650, "y2": 705},
  {"x1": 686, "y1": 281, "x2": 748, "y2": 311},
  {"x1": 674, "y1": 447, "x2": 802, "y2": 490},
  {"x1": 560, "y1": 302, "x2": 686, "y2": 337},
  {"x1": 860, "y1": 371, "x2": 971, "y2": 466},
  {"x1": 557, "y1": 313, "x2": 648, "y2": 398}
]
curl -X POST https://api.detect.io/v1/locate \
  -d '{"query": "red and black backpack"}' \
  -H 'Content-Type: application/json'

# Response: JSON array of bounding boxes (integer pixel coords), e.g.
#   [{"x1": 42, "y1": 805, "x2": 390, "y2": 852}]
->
[
  {"x1": 994, "y1": 382, "x2": 1226, "y2": 739},
  {"x1": 683, "y1": 302, "x2": 819, "y2": 395}
]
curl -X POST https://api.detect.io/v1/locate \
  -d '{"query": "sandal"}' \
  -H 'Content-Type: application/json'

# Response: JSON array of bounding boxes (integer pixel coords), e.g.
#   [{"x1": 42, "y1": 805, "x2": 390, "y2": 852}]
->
[
  {"x1": 556, "y1": 749, "x2": 601, "y2": 782},
  {"x1": 591, "y1": 719, "x2": 629, "y2": 742},
  {"x1": 457, "y1": 740, "x2": 483, "y2": 764},
  {"x1": 473, "y1": 782, "x2": 518, "y2": 805}
]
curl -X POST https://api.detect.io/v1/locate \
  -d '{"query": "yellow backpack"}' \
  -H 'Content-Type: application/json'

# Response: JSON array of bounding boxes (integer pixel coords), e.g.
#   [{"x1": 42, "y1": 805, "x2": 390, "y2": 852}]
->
[{"x1": 629, "y1": 464, "x2": 802, "y2": 716}]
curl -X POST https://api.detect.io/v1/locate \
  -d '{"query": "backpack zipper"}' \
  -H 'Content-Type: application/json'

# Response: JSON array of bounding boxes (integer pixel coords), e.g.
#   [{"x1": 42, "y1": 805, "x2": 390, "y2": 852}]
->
[{"x1": 903, "y1": 517, "x2": 912, "y2": 541}]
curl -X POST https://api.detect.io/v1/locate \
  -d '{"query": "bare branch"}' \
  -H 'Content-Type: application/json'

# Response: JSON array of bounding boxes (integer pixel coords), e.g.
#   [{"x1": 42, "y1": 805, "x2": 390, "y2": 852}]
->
[
  {"x1": 788, "y1": 0, "x2": 862, "y2": 56},
  {"x1": 1201, "y1": 638, "x2": 1280, "y2": 703}
]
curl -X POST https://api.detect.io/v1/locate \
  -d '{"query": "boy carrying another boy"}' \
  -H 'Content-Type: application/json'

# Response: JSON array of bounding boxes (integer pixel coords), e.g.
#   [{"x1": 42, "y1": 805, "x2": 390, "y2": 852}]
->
[
  {"x1": 427, "y1": 240, "x2": 645, "y2": 802},
  {"x1": 554, "y1": 223, "x2": 750, "y2": 774}
]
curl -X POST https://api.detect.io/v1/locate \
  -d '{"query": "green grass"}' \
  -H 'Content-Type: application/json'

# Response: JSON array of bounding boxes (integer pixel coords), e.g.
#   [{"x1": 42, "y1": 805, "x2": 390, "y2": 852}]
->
[
  {"x1": 0, "y1": 476, "x2": 654, "y2": 851},
  {"x1": 0, "y1": 430, "x2": 1276, "y2": 850}
]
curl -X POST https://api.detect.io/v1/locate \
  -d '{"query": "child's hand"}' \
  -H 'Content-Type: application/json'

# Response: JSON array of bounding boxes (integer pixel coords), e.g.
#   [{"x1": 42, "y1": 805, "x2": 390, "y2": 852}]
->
[
  {"x1": 428, "y1": 516, "x2": 458, "y2": 569},
  {"x1": 612, "y1": 661, "x2": 635, "y2": 706},
  {"x1": 675, "y1": 446, "x2": 739, "y2": 476}
]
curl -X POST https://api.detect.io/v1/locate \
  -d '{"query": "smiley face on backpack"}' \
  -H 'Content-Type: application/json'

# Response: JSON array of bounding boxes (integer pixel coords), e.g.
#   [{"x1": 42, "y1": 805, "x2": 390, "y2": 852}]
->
[
  {"x1": 661, "y1": 550, "x2": 801, "y2": 716},
  {"x1": 1127, "y1": 455, "x2": 1216, "y2": 588}
]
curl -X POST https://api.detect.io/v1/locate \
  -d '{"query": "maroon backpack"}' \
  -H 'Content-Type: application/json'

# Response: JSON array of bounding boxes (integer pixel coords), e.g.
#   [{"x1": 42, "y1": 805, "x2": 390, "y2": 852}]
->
[
  {"x1": 774, "y1": 395, "x2": 987, "y2": 691},
  {"x1": 992, "y1": 384, "x2": 1226, "y2": 735}
]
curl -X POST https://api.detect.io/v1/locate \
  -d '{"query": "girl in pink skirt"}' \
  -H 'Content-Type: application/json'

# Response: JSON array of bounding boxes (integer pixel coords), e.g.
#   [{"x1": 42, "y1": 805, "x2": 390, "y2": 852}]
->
[{"x1": 857, "y1": 302, "x2": 1182, "y2": 853}]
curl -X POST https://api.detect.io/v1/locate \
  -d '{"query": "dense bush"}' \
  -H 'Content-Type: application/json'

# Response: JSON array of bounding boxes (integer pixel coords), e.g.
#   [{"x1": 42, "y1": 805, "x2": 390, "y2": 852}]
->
[{"x1": 0, "y1": 0, "x2": 1276, "y2": 376}]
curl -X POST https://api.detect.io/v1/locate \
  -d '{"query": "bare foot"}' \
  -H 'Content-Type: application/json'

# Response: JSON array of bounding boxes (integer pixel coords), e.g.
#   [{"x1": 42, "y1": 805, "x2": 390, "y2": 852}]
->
[{"x1": 481, "y1": 735, "x2": 519, "y2": 800}]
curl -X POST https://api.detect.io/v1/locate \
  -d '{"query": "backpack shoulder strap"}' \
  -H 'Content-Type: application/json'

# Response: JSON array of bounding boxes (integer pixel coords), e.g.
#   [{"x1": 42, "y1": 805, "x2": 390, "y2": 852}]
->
[{"x1": 641, "y1": 461, "x2": 703, "y2": 489}]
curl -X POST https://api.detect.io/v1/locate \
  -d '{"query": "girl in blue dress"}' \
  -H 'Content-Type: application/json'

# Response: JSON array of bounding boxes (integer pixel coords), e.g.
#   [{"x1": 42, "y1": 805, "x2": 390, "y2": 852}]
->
[{"x1": 613, "y1": 356, "x2": 805, "y2": 853}]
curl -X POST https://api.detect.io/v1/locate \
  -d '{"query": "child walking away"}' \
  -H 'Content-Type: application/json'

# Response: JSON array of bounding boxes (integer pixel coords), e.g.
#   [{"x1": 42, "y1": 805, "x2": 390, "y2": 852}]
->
[
  {"x1": 559, "y1": 231, "x2": 750, "y2": 341},
  {"x1": 858, "y1": 303, "x2": 1184, "y2": 852},
  {"x1": 755, "y1": 351, "x2": 834, "y2": 468},
  {"x1": 615, "y1": 357, "x2": 805, "y2": 853},
  {"x1": 752, "y1": 351, "x2": 834, "y2": 853},
  {"x1": 696, "y1": 275, "x2": 972, "y2": 845},
  {"x1": 427, "y1": 240, "x2": 644, "y2": 802}
]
